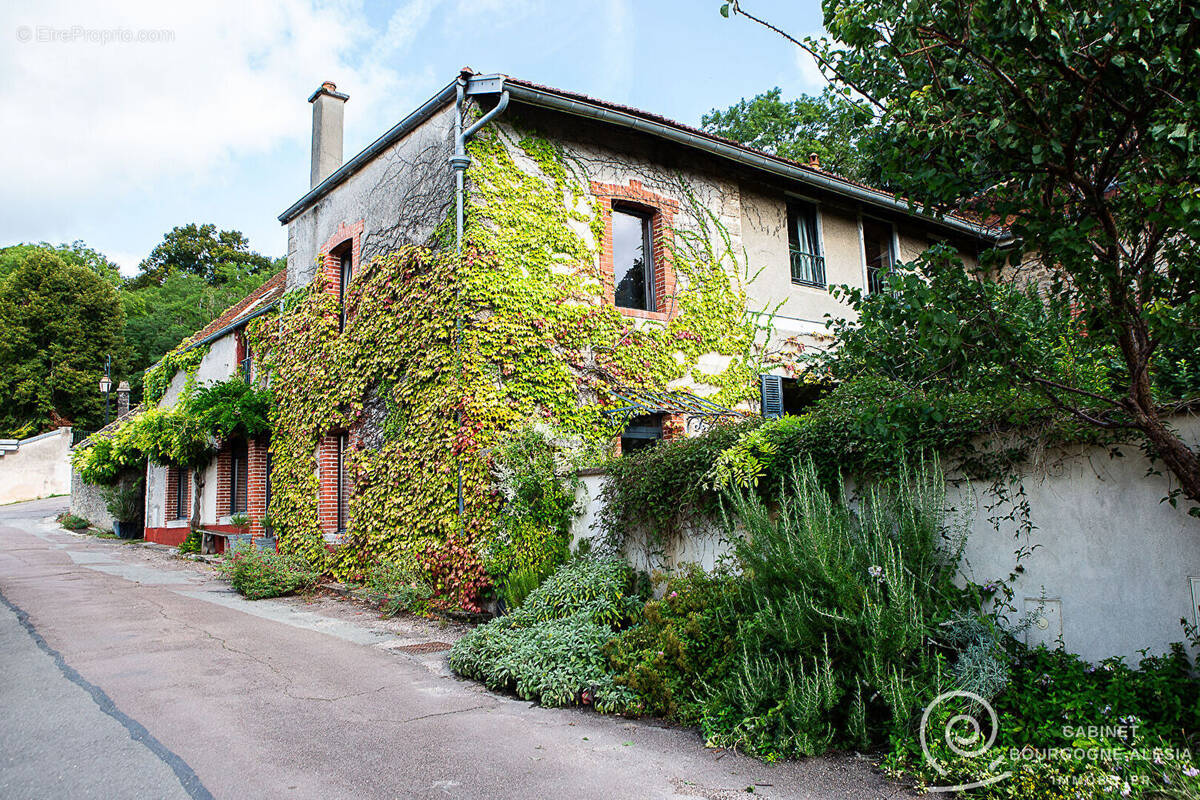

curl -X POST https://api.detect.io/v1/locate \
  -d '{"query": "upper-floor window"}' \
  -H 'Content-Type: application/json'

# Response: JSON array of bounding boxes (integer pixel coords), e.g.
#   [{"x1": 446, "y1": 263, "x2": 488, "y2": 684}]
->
[
  {"x1": 338, "y1": 249, "x2": 353, "y2": 331},
  {"x1": 862, "y1": 217, "x2": 896, "y2": 294},
  {"x1": 239, "y1": 341, "x2": 253, "y2": 383},
  {"x1": 229, "y1": 438, "x2": 248, "y2": 515},
  {"x1": 612, "y1": 205, "x2": 655, "y2": 312},
  {"x1": 787, "y1": 200, "x2": 825, "y2": 287}
]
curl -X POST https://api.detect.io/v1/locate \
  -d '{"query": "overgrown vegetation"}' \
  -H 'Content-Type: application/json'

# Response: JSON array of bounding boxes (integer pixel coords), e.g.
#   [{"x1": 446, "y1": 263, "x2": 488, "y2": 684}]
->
[
  {"x1": 353, "y1": 561, "x2": 434, "y2": 617},
  {"x1": 219, "y1": 544, "x2": 321, "y2": 600}
]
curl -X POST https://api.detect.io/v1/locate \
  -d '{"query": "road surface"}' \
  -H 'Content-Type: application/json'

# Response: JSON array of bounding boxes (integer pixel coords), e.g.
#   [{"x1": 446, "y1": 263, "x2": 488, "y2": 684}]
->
[{"x1": 0, "y1": 497, "x2": 909, "y2": 800}]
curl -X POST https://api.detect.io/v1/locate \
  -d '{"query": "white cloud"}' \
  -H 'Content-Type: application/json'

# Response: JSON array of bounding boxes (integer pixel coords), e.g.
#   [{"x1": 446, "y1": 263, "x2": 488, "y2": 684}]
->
[
  {"x1": 0, "y1": 0, "x2": 429, "y2": 243},
  {"x1": 793, "y1": 36, "x2": 829, "y2": 92}
]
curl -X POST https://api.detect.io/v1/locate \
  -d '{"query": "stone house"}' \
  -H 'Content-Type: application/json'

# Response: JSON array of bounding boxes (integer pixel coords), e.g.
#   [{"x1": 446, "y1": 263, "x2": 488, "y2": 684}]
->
[{"x1": 118, "y1": 69, "x2": 999, "y2": 580}]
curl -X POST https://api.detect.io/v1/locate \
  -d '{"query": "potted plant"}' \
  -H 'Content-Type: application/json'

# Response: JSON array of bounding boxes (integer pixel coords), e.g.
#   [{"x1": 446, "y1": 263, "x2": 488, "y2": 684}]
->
[
  {"x1": 228, "y1": 512, "x2": 253, "y2": 550},
  {"x1": 102, "y1": 479, "x2": 143, "y2": 539}
]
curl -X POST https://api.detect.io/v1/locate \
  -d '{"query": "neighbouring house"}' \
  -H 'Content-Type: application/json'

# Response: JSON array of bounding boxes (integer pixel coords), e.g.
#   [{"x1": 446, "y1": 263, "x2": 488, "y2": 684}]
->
[{"x1": 0, "y1": 427, "x2": 73, "y2": 505}]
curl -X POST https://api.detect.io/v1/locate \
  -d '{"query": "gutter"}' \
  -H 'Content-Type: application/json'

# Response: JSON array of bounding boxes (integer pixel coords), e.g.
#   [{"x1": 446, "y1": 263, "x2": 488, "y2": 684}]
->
[
  {"x1": 278, "y1": 80, "x2": 459, "y2": 224},
  {"x1": 503, "y1": 82, "x2": 1006, "y2": 243}
]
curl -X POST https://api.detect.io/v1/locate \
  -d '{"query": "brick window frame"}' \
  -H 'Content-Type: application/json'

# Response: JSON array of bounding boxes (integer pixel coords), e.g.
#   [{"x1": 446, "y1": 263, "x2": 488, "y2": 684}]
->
[
  {"x1": 215, "y1": 447, "x2": 232, "y2": 517},
  {"x1": 164, "y1": 466, "x2": 191, "y2": 522},
  {"x1": 317, "y1": 432, "x2": 352, "y2": 539},
  {"x1": 318, "y1": 219, "x2": 364, "y2": 328},
  {"x1": 591, "y1": 180, "x2": 679, "y2": 321}
]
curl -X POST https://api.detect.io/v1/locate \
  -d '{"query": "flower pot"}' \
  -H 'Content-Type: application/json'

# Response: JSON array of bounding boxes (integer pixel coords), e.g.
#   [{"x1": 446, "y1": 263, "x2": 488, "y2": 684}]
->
[{"x1": 112, "y1": 520, "x2": 140, "y2": 539}]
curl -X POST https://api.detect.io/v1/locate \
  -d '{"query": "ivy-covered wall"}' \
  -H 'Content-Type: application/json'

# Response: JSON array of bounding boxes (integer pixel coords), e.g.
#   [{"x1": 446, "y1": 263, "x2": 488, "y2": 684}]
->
[{"x1": 259, "y1": 109, "x2": 774, "y2": 609}]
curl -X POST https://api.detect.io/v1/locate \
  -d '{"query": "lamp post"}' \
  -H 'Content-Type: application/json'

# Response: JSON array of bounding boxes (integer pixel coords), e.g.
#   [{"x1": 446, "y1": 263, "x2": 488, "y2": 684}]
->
[{"x1": 99, "y1": 355, "x2": 112, "y2": 427}]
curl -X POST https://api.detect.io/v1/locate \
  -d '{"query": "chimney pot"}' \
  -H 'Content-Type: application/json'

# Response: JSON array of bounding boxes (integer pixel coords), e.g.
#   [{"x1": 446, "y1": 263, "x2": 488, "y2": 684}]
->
[
  {"x1": 309, "y1": 81, "x2": 349, "y2": 188},
  {"x1": 808, "y1": 152, "x2": 820, "y2": 169},
  {"x1": 116, "y1": 381, "x2": 130, "y2": 417}
]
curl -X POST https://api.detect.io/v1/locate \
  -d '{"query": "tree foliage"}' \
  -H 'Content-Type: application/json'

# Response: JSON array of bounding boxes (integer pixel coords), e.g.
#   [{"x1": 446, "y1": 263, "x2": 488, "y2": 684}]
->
[
  {"x1": 0, "y1": 241, "x2": 122, "y2": 287},
  {"x1": 126, "y1": 223, "x2": 278, "y2": 288},
  {"x1": 701, "y1": 85, "x2": 880, "y2": 183},
  {"x1": 725, "y1": 0, "x2": 1200, "y2": 505},
  {"x1": 0, "y1": 250, "x2": 126, "y2": 437}
]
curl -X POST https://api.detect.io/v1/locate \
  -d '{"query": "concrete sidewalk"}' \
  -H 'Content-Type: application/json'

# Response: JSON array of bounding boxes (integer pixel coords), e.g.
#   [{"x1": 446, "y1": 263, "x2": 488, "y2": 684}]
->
[{"x1": 0, "y1": 499, "x2": 909, "y2": 800}]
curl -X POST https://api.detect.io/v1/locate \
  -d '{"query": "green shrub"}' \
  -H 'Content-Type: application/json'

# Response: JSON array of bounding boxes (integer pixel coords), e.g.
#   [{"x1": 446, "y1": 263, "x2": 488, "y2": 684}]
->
[
  {"x1": 605, "y1": 565, "x2": 740, "y2": 724},
  {"x1": 219, "y1": 543, "x2": 321, "y2": 600},
  {"x1": 702, "y1": 458, "x2": 976, "y2": 759},
  {"x1": 359, "y1": 560, "x2": 433, "y2": 617},
  {"x1": 448, "y1": 556, "x2": 640, "y2": 712},
  {"x1": 101, "y1": 479, "x2": 143, "y2": 522},
  {"x1": 884, "y1": 640, "x2": 1200, "y2": 799},
  {"x1": 59, "y1": 513, "x2": 90, "y2": 530},
  {"x1": 597, "y1": 417, "x2": 761, "y2": 550},
  {"x1": 485, "y1": 424, "x2": 582, "y2": 605},
  {"x1": 177, "y1": 529, "x2": 201, "y2": 554}
]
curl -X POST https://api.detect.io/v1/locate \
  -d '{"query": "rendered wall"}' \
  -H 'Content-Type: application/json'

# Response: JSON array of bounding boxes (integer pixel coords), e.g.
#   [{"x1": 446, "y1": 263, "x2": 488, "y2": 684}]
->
[
  {"x1": 572, "y1": 416, "x2": 1200, "y2": 663},
  {"x1": 0, "y1": 428, "x2": 72, "y2": 505}
]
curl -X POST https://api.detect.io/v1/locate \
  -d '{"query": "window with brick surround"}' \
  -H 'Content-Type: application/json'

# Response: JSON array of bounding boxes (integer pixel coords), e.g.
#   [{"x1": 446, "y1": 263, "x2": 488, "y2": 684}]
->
[
  {"x1": 336, "y1": 433, "x2": 348, "y2": 533},
  {"x1": 230, "y1": 438, "x2": 248, "y2": 514},
  {"x1": 337, "y1": 246, "x2": 353, "y2": 331},
  {"x1": 612, "y1": 205, "x2": 655, "y2": 312},
  {"x1": 170, "y1": 467, "x2": 189, "y2": 520}
]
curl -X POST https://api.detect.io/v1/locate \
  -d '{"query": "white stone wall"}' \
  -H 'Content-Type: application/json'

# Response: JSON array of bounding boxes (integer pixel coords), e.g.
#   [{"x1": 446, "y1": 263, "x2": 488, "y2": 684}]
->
[
  {"x1": 572, "y1": 416, "x2": 1200, "y2": 663},
  {"x1": 0, "y1": 428, "x2": 72, "y2": 504}
]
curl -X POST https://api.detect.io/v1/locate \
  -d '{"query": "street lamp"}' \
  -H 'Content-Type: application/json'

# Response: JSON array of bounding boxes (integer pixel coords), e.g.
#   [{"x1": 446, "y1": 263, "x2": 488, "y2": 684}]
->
[{"x1": 99, "y1": 356, "x2": 112, "y2": 426}]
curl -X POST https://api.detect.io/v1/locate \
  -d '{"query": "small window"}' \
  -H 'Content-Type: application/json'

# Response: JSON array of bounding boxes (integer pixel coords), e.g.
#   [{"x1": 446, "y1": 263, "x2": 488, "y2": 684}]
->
[
  {"x1": 240, "y1": 341, "x2": 253, "y2": 383},
  {"x1": 787, "y1": 200, "x2": 825, "y2": 287},
  {"x1": 338, "y1": 249, "x2": 353, "y2": 331},
  {"x1": 229, "y1": 439, "x2": 248, "y2": 515},
  {"x1": 760, "y1": 375, "x2": 826, "y2": 418},
  {"x1": 620, "y1": 414, "x2": 662, "y2": 455},
  {"x1": 862, "y1": 218, "x2": 895, "y2": 294},
  {"x1": 173, "y1": 467, "x2": 188, "y2": 520},
  {"x1": 612, "y1": 206, "x2": 655, "y2": 312},
  {"x1": 336, "y1": 433, "x2": 349, "y2": 533}
]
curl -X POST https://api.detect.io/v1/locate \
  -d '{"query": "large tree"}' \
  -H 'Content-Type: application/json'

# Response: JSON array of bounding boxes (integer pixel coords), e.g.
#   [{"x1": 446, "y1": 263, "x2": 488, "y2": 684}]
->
[
  {"x1": 126, "y1": 223, "x2": 277, "y2": 288},
  {"x1": 723, "y1": 0, "x2": 1200, "y2": 506},
  {"x1": 0, "y1": 250, "x2": 127, "y2": 437},
  {"x1": 0, "y1": 241, "x2": 122, "y2": 286},
  {"x1": 701, "y1": 85, "x2": 880, "y2": 183}
]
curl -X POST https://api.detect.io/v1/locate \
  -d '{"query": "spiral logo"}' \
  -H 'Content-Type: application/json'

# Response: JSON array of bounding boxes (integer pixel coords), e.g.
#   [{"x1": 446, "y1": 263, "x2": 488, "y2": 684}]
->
[
  {"x1": 919, "y1": 690, "x2": 1012, "y2": 792},
  {"x1": 16, "y1": 26, "x2": 32, "y2": 42}
]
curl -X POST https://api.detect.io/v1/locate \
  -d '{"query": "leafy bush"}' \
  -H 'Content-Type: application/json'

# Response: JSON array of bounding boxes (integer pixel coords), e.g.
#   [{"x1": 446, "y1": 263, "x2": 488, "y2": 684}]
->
[
  {"x1": 101, "y1": 479, "x2": 143, "y2": 522},
  {"x1": 597, "y1": 417, "x2": 761, "y2": 549},
  {"x1": 184, "y1": 378, "x2": 272, "y2": 440},
  {"x1": 59, "y1": 513, "x2": 90, "y2": 530},
  {"x1": 448, "y1": 556, "x2": 640, "y2": 712},
  {"x1": 219, "y1": 543, "x2": 321, "y2": 600},
  {"x1": 884, "y1": 640, "x2": 1200, "y2": 799},
  {"x1": 177, "y1": 529, "x2": 201, "y2": 554},
  {"x1": 606, "y1": 565, "x2": 740, "y2": 724},
  {"x1": 358, "y1": 560, "x2": 433, "y2": 617},
  {"x1": 701, "y1": 459, "x2": 976, "y2": 759},
  {"x1": 485, "y1": 423, "x2": 582, "y2": 606}
]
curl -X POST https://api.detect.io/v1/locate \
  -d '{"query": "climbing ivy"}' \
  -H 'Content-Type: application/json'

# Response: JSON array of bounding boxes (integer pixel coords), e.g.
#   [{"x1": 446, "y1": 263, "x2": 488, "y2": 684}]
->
[
  {"x1": 142, "y1": 340, "x2": 208, "y2": 405},
  {"x1": 251, "y1": 122, "x2": 768, "y2": 609}
]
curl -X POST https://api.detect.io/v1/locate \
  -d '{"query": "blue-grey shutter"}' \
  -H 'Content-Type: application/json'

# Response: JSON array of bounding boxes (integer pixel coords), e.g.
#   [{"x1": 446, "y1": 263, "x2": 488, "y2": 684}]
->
[{"x1": 760, "y1": 374, "x2": 784, "y2": 419}]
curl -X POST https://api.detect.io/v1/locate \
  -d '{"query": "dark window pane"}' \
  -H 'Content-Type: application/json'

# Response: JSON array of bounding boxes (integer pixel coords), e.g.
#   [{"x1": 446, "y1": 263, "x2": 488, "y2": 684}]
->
[
  {"x1": 175, "y1": 467, "x2": 188, "y2": 520},
  {"x1": 338, "y1": 251, "x2": 352, "y2": 331},
  {"x1": 862, "y1": 218, "x2": 894, "y2": 294},
  {"x1": 613, "y1": 209, "x2": 653, "y2": 311},
  {"x1": 230, "y1": 439, "x2": 248, "y2": 514},
  {"x1": 620, "y1": 413, "x2": 662, "y2": 454},
  {"x1": 336, "y1": 434, "x2": 349, "y2": 533}
]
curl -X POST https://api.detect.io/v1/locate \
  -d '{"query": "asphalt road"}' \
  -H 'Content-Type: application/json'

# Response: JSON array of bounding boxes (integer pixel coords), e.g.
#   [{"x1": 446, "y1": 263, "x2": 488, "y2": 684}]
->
[{"x1": 0, "y1": 497, "x2": 910, "y2": 800}]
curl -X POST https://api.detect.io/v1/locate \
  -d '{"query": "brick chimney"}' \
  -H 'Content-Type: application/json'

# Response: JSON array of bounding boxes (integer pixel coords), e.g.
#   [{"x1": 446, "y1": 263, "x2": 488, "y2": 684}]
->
[
  {"x1": 116, "y1": 381, "x2": 130, "y2": 418},
  {"x1": 308, "y1": 80, "x2": 349, "y2": 188}
]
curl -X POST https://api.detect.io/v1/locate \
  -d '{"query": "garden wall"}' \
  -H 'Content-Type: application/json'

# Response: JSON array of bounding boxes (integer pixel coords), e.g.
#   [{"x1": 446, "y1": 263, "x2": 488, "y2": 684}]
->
[
  {"x1": 571, "y1": 414, "x2": 1200, "y2": 664},
  {"x1": 0, "y1": 427, "x2": 72, "y2": 504}
]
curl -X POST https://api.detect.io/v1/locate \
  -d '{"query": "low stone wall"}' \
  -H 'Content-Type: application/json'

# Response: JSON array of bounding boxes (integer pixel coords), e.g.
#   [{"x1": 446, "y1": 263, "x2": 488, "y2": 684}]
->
[
  {"x1": 572, "y1": 416, "x2": 1200, "y2": 664},
  {"x1": 0, "y1": 428, "x2": 72, "y2": 504},
  {"x1": 70, "y1": 470, "x2": 115, "y2": 529}
]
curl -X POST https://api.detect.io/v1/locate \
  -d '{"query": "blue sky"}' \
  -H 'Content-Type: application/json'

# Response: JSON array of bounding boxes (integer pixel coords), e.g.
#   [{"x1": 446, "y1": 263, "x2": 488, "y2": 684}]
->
[{"x1": 1, "y1": 1, "x2": 826, "y2": 274}]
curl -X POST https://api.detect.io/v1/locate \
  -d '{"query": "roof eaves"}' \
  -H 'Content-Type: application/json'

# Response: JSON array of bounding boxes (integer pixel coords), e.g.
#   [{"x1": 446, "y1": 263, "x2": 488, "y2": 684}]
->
[{"x1": 502, "y1": 80, "x2": 1005, "y2": 242}]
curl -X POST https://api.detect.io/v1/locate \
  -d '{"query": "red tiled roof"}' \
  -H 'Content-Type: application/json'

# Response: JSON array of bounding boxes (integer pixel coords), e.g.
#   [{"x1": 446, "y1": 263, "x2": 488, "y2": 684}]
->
[{"x1": 186, "y1": 269, "x2": 286, "y2": 347}]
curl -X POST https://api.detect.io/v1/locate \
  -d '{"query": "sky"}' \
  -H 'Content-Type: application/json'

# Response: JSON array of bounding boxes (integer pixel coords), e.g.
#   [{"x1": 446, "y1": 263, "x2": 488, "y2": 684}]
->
[{"x1": 1, "y1": 0, "x2": 828, "y2": 275}]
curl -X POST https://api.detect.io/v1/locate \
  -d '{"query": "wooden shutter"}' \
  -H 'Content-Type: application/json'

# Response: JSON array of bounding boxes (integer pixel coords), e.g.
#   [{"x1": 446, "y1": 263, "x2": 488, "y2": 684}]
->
[{"x1": 760, "y1": 374, "x2": 784, "y2": 419}]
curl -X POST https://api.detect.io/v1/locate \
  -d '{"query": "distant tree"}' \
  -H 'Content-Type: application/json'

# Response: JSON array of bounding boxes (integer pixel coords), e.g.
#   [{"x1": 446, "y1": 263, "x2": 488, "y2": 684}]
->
[
  {"x1": 126, "y1": 223, "x2": 277, "y2": 288},
  {"x1": 123, "y1": 266, "x2": 277, "y2": 386},
  {"x1": 0, "y1": 241, "x2": 122, "y2": 286},
  {"x1": 0, "y1": 250, "x2": 127, "y2": 437},
  {"x1": 701, "y1": 85, "x2": 880, "y2": 183}
]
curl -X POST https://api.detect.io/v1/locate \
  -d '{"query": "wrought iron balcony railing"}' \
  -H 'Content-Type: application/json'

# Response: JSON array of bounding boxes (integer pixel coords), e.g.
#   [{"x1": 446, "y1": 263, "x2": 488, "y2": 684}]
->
[{"x1": 789, "y1": 248, "x2": 826, "y2": 287}]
